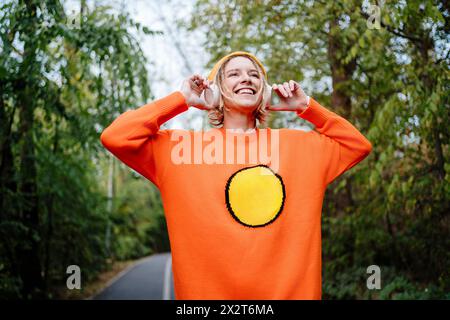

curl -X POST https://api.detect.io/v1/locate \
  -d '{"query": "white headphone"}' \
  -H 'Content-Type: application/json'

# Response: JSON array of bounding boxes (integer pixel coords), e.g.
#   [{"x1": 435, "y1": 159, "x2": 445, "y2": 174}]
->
[{"x1": 202, "y1": 83, "x2": 272, "y2": 108}]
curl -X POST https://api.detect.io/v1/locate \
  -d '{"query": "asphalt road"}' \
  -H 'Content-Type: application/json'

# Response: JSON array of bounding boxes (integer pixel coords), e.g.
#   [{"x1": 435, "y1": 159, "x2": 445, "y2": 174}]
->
[{"x1": 93, "y1": 252, "x2": 174, "y2": 300}]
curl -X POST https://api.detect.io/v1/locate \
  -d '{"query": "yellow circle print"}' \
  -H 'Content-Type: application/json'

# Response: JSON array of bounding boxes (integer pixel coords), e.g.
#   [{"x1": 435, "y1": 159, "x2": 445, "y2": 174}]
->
[{"x1": 225, "y1": 165, "x2": 286, "y2": 227}]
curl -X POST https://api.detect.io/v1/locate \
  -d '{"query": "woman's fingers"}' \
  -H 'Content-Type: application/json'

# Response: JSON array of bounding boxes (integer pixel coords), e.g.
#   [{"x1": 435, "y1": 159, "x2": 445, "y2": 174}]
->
[
  {"x1": 189, "y1": 74, "x2": 210, "y2": 93},
  {"x1": 272, "y1": 83, "x2": 290, "y2": 98},
  {"x1": 272, "y1": 80, "x2": 302, "y2": 98},
  {"x1": 276, "y1": 84, "x2": 288, "y2": 98},
  {"x1": 283, "y1": 82, "x2": 292, "y2": 97},
  {"x1": 279, "y1": 84, "x2": 288, "y2": 97},
  {"x1": 192, "y1": 75, "x2": 202, "y2": 86},
  {"x1": 267, "y1": 80, "x2": 307, "y2": 112},
  {"x1": 289, "y1": 80, "x2": 297, "y2": 92},
  {"x1": 181, "y1": 74, "x2": 213, "y2": 110}
]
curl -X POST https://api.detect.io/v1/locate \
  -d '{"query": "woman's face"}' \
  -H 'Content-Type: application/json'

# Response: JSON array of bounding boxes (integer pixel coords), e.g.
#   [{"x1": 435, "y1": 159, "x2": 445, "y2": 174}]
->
[{"x1": 221, "y1": 56, "x2": 263, "y2": 112}]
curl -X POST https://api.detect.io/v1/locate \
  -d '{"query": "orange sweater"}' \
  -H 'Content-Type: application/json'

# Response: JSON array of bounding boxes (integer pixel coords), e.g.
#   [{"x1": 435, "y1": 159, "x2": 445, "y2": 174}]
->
[{"x1": 100, "y1": 91, "x2": 372, "y2": 299}]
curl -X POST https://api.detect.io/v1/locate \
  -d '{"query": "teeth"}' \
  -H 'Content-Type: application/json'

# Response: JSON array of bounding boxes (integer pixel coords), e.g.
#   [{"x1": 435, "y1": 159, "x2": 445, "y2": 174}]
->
[{"x1": 236, "y1": 89, "x2": 254, "y2": 95}]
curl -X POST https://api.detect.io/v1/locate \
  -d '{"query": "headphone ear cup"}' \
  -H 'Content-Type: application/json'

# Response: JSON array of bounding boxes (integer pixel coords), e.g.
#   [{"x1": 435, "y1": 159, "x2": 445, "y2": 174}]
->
[
  {"x1": 263, "y1": 83, "x2": 272, "y2": 107},
  {"x1": 204, "y1": 84, "x2": 220, "y2": 108}
]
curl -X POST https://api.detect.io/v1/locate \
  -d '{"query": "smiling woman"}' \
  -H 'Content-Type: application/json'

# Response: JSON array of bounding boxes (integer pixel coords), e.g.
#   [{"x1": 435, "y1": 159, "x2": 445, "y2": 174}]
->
[{"x1": 100, "y1": 51, "x2": 372, "y2": 300}]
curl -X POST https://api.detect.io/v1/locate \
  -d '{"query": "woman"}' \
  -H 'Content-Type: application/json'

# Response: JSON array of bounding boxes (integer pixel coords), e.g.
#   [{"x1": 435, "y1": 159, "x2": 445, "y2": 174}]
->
[{"x1": 100, "y1": 51, "x2": 372, "y2": 299}]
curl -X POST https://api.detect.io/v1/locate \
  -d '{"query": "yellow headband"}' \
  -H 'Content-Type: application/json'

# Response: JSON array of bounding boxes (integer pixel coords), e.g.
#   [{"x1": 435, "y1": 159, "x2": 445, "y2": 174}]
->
[{"x1": 207, "y1": 51, "x2": 267, "y2": 81}]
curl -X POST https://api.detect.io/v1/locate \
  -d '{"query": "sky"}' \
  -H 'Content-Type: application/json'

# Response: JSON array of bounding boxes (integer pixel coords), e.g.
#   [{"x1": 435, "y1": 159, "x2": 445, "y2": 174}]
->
[{"x1": 127, "y1": 0, "x2": 210, "y2": 130}]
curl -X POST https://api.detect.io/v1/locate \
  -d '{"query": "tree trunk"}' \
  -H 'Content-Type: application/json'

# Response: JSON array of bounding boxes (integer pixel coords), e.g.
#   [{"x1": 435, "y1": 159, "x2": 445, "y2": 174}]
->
[
  {"x1": 327, "y1": 17, "x2": 357, "y2": 209},
  {"x1": 417, "y1": 37, "x2": 445, "y2": 180},
  {"x1": 327, "y1": 18, "x2": 356, "y2": 119},
  {"x1": 44, "y1": 124, "x2": 59, "y2": 292},
  {"x1": 0, "y1": 85, "x2": 20, "y2": 277},
  {"x1": 16, "y1": 0, "x2": 44, "y2": 298}
]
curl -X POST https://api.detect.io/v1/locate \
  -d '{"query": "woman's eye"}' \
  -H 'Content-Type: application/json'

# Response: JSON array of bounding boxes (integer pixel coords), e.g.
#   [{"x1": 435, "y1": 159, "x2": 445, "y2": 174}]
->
[{"x1": 251, "y1": 74, "x2": 259, "y2": 78}]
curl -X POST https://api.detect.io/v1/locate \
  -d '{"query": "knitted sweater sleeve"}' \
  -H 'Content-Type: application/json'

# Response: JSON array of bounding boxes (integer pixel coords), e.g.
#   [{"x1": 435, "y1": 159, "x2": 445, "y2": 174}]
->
[
  {"x1": 297, "y1": 98, "x2": 372, "y2": 185},
  {"x1": 100, "y1": 91, "x2": 188, "y2": 188}
]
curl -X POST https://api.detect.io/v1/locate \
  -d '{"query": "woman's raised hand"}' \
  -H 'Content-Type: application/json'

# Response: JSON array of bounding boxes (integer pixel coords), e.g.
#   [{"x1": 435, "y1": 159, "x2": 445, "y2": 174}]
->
[
  {"x1": 268, "y1": 80, "x2": 309, "y2": 112},
  {"x1": 180, "y1": 74, "x2": 214, "y2": 111}
]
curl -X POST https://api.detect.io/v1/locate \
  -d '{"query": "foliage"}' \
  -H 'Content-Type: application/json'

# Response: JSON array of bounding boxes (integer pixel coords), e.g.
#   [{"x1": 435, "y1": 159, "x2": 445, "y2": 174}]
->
[{"x1": 0, "y1": 0, "x2": 164, "y2": 299}]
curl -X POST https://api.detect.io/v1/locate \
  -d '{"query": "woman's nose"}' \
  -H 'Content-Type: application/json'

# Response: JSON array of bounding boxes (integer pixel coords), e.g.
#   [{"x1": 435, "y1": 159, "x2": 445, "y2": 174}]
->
[{"x1": 240, "y1": 74, "x2": 252, "y2": 83}]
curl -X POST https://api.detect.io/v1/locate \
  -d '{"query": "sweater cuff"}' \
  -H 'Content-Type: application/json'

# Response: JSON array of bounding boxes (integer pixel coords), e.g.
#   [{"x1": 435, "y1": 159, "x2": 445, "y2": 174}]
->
[
  {"x1": 156, "y1": 91, "x2": 189, "y2": 115},
  {"x1": 296, "y1": 97, "x2": 335, "y2": 128}
]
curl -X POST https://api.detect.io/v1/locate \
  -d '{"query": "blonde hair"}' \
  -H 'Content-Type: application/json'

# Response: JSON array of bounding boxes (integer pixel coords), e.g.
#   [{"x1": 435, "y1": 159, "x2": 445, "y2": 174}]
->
[{"x1": 208, "y1": 55, "x2": 270, "y2": 127}]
